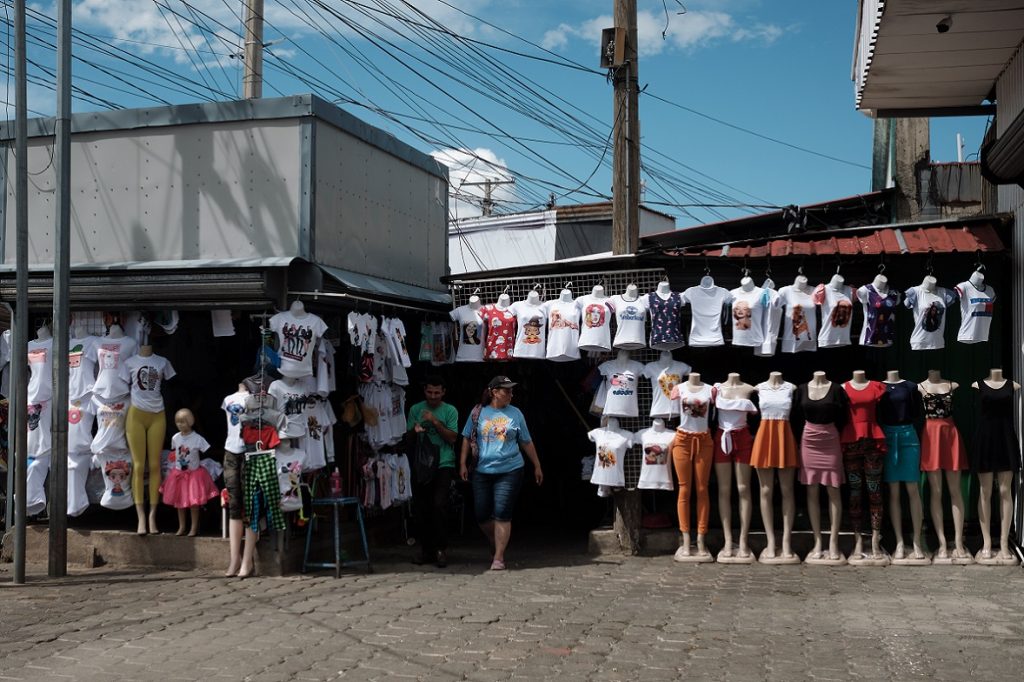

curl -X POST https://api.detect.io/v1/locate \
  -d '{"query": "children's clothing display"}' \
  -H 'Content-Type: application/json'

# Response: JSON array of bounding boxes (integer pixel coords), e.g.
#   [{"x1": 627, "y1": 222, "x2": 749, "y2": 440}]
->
[
  {"x1": 642, "y1": 358, "x2": 692, "y2": 418},
  {"x1": 795, "y1": 382, "x2": 848, "y2": 488},
  {"x1": 973, "y1": 381, "x2": 1022, "y2": 472},
  {"x1": 89, "y1": 336, "x2": 138, "y2": 400},
  {"x1": 636, "y1": 426, "x2": 675, "y2": 491},
  {"x1": 125, "y1": 354, "x2": 176, "y2": 413},
  {"x1": 750, "y1": 382, "x2": 798, "y2": 469},
  {"x1": 610, "y1": 294, "x2": 648, "y2": 350},
  {"x1": 878, "y1": 381, "x2": 922, "y2": 483},
  {"x1": 67, "y1": 336, "x2": 99, "y2": 400},
  {"x1": 27, "y1": 337, "x2": 53, "y2": 404},
  {"x1": 450, "y1": 304, "x2": 486, "y2": 362},
  {"x1": 545, "y1": 299, "x2": 582, "y2": 361},
  {"x1": 509, "y1": 299, "x2": 549, "y2": 359},
  {"x1": 712, "y1": 390, "x2": 757, "y2": 465},
  {"x1": 919, "y1": 389, "x2": 967, "y2": 471},
  {"x1": 270, "y1": 309, "x2": 328, "y2": 378},
  {"x1": 480, "y1": 304, "x2": 516, "y2": 361},
  {"x1": 681, "y1": 284, "x2": 732, "y2": 347},
  {"x1": 647, "y1": 291, "x2": 685, "y2": 350},
  {"x1": 576, "y1": 294, "x2": 614, "y2": 352},
  {"x1": 904, "y1": 285, "x2": 957, "y2": 350},
  {"x1": 813, "y1": 283, "x2": 855, "y2": 348},
  {"x1": 587, "y1": 427, "x2": 634, "y2": 489},
  {"x1": 777, "y1": 285, "x2": 817, "y2": 353},
  {"x1": 162, "y1": 431, "x2": 218, "y2": 508},
  {"x1": 729, "y1": 285, "x2": 766, "y2": 348},
  {"x1": 597, "y1": 357, "x2": 645, "y2": 418},
  {"x1": 856, "y1": 284, "x2": 900, "y2": 348},
  {"x1": 954, "y1": 280, "x2": 996, "y2": 343}
]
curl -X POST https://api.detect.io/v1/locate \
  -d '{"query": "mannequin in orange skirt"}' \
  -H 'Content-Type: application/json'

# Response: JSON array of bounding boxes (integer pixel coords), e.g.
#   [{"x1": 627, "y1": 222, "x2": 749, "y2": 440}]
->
[{"x1": 750, "y1": 372, "x2": 799, "y2": 563}]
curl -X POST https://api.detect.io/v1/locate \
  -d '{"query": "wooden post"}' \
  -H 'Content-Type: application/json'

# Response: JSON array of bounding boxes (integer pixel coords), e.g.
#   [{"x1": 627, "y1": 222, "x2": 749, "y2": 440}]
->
[{"x1": 612, "y1": 0, "x2": 640, "y2": 255}]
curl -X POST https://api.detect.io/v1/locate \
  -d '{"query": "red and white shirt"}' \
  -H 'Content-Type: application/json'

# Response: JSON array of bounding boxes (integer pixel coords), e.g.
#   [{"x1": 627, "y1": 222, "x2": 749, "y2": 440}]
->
[{"x1": 480, "y1": 304, "x2": 517, "y2": 361}]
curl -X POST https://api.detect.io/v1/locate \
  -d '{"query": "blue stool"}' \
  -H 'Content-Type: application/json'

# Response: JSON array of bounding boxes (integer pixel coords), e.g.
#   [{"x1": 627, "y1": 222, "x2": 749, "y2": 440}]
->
[{"x1": 302, "y1": 496, "x2": 371, "y2": 577}]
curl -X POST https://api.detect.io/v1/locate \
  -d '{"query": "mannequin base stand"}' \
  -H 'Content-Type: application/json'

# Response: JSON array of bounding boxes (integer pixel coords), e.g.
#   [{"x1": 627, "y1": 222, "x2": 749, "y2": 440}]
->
[
  {"x1": 804, "y1": 553, "x2": 847, "y2": 566},
  {"x1": 716, "y1": 545, "x2": 755, "y2": 564},
  {"x1": 890, "y1": 553, "x2": 932, "y2": 566},
  {"x1": 758, "y1": 552, "x2": 800, "y2": 565},
  {"x1": 673, "y1": 546, "x2": 714, "y2": 564},
  {"x1": 975, "y1": 550, "x2": 1019, "y2": 566},
  {"x1": 848, "y1": 552, "x2": 891, "y2": 567},
  {"x1": 932, "y1": 552, "x2": 975, "y2": 566}
]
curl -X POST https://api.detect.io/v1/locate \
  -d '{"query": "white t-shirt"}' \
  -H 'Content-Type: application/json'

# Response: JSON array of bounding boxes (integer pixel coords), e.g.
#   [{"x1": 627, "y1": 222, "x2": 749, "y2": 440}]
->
[
  {"x1": 270, "y1": 310, "x2": 328, "y2": 378},
  {"x1": 753, "y1": 283, "x2": 783, "y2": 357},
  {"x1": 729, "y1": 286, "x2": 766, "y2": 347},
  {"x1": 611, "y1": 294, "x2": 648, "y2": 350},
  {"x1": 588, "y1": 427, "x2": 633, "y2": 488},
  {"x1": 276, "y1": 446, "x2": 308, "y2": 512},
  {"x1": 94, "y1": 452, "x2": 134, "y2": 510},
  {"x1": 545, "y1": 299, "x2": 581, "y2": 361},
  {"x1": 576, "y1": 295, "x2": 615, "y2": 352},
  {"x1": 89, "y1": 336, "x2": 137, "y2": 400},
  {"x1": 68, "y1": 336, "x2": 99, "y2": 401},
  {"x1": 509, "y1": 299, "x2": 549, "y2": 359},
  {"x1": 169, "y1": 431, "x2": 210, "y2": 472},
  {"x1": 315, "y1": 341, "x2": 337, "y2": 397},
  {"x1": 27, "y1": 337, "x2": 53, "y2": 404},
  {"x1": 450, "y1": 304, "x2": 486, "y2": 362},
  {"x1": 90, "y1": 395, "x2": 130, "y2": 455},
  {"x1": 385, "y1": 318, "x2": 412, "y2": 368},
  {"x1": 27, "y1": 400, "x2": 52, "y2": 458},
  {"x1": 636, "y1": 427, "x2": 675, "y2": 491},
  {"x1": 813, "y1": 283, "x2": 855, "y2": 348},
  {"x1": 125, "y1": 354, "x2": 176, "y2": 413},
  {"x1": 221, "y1": 390, "x2": 249, "y2": 454},
  {"x1": 955, "y1": 280, "x2": 995, "y2": 344},
  {"x1": 904, "y1": 285, "x2": 957, "y2": 350},
  {"x1": 598, "y1": 358, "x2": 645, "y2": 418},
  {"x1": 268, "y1": 376, "x2": 320, "y2": 438},
  {"x1": 642, "y1": 359, "x2": 693, "y2": 418},
  {"x1": 671, "y1": 383, "x2": 714, "y2": 433},
  {"x1": 777, "y1": 285, "x2": 817, "y2": 353},
  {"x1": 67, "y1": 396, "x2": 96, "y2": 454},
  {"x1": 681, "y1": 284, "x2": 732, "y2": 347}
]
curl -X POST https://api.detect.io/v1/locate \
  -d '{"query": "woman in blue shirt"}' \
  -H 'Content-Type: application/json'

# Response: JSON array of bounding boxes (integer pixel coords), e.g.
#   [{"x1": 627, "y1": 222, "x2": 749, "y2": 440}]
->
[{"x1": 459, "y1": 375, "x2": 543, "y2": 570}]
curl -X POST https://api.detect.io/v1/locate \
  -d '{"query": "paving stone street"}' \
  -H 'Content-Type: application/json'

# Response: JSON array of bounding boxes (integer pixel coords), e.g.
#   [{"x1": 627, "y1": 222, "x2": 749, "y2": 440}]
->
[{"x1": 2, "y1": 541, "x2": 1023, "y2": 682}]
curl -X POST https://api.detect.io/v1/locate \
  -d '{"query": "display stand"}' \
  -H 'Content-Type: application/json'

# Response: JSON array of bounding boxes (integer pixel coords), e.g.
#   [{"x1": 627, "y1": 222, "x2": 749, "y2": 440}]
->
[
  {"x1": 931, "y1": 553, "x2": 975, "y2": 566},
  {"x1": 804, "y1": 553, "x2": 847, "y2": 567},
  {"x1": 758, "y1": 552, "x2": 800, "y2": 565},
  {"x1": 847, "y1": 552, "x2": 891, "y2": 567},
  {"x1": 891, "y1": 553, "x2": 932, "y2": 566},
  {"x1": 716, "y1": 546, "x2": 755, "y2": 564},
  {"x1": 673, "y1": 544, "x2": 714, "y2": 564},
  {"x1": 974, "y1": 551, "x2": 1019, "y2": 566}
]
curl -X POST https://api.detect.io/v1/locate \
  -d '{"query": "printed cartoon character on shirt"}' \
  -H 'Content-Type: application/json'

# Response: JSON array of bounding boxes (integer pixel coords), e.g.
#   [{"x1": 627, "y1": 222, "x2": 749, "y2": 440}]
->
[
  {"x1": 609, "y1": 373, "x2": 635, "y2": 396},
  {"x1": 831, "y1": 300, "x2": 853, "y2": 328},
  {"x1": 658, "y1": 373, "x2": 682, "y2": 399},
  {"x1": 226, "y1": 402, "x2": 244, "y2": 427},
  {"x1": 134, "y1": 365, "x2": 161, "y2": 391},
  {"x1": 279, "y1": 461, "x2": 302, "y2": 506},
  {"x1": 105, "y1": 459, "x2": 131, "y2": 496},
  {"x1": 523, "y1": 317, "x2": 543, "y2": 344},
  {"x1": 26, "y1": 403, "x2": 42, "y2": 431},
  {"x1": 481, "y1": 415, "x2": 511, "y2": 443},
  {"x1": 170, "y1": 444, "x2": 191, "y2": 471},
  {"x1": 68, "y1": 400, "x2": 83, "y2": 425},
  {"x1": 791, "y1": 305, "x2": 810, "y2": 340},
  {"x1": 280, "y1": 323, "x2": 315, "y2": 361},
  {"x1": 549, "y1": 309, "x2": 579, "y2": 331},
  {"x1": 68, "y1": 343, "x2": 84, "y2": 369},
  {"x1": 584, "y1": 304, "x2": 606, "y2": 329},
  {"x1": 307, "y1": 415, "x2": 322, "y2": 441},
  {"x1": 462, "y1": 321, "x2": 481, "y2": 345},
  {"x1": 680, "y1": 396, "x2": 709, "y2": 419},
  {"x1": 923, "y1": 302, "x2": 945, "y2": 332},
  {"x1": 644, "y1": 443, "x2": 668, "y2": 465},
  {"x1": 597, "y1": 445, "x2": 616, "y2": 468},
  {"x1": 282, "y1": 392, "x2": 317, "y2": 416}
]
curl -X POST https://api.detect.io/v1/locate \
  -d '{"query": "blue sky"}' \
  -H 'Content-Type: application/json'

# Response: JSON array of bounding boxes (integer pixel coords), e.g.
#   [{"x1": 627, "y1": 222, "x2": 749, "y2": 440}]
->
[{"x1": 1, "y1": 1, "x2": 990, "y2": 226}]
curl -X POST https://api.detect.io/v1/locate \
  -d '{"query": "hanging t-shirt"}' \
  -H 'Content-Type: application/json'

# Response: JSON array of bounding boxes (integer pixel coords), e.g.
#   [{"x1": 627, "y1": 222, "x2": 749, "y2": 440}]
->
[
  {"x1": 90, "y1": 395, "x2": 130, "y2": 455},
  {"x1": 647, "y1": 291, "x2": 685, "y2": 350},
  {"x1": 813, "y1": 283, "x2": 855, "y2": 348},
  {"x1": 671, "y1": 383, "x2": 714, "y2": 433},
  {"x1": 636, "y1": 427, "x2": 676, "y2": 491},
  {"x1": 270, "y1": 310, "x2": 328, "y2": 378},
  {"x1": 857, "y1": 284, "x2": 901, "y2": 347},
  {"x1": 27, "y1": 400, "x2": 52, "y2": 457},
  {"x1": 509, "y1": 299, "x2": 549, "y2": 359},
  {"x1": 611, "y1": 294, "x2": 649, "y2": 350},
  {"x1": 315, "y1": 341, "x2": 337, "y2": 397},
  {"x1": 753, "y1": 281, "x2": 783, "y2": 357},
  {"x1": 276, "y1": 446, "x2": 308, "y2": 512},
  {"x1": 449, "y1": 305, "x2": 486, "y2": 362},
  {"x1": 125, "y1": 354, "x2": 176, "y2": 414},
  {"x1": 27, "y1": 337, "x2": 53, "y2": 404},
  {"x1": 168, "y1": 431, "x2": 210, "y2": 471},
  {"x1": 954, "y1": 280, "x2": 996, "y2": 344},
  {"x1": 588, "y1": 427, "x2": 633, "y2": 488},
  {"x1": 94, "y1": 452, "x2": 134, "y2": 510},
  {"x1": 221, "y1": 390, "x2": 249, "y2": 455},
  {"x1": 89, "y1": 336, "x2": 137, "y2": 400},
  {"x1": 729, "y1": 286, "x2": 766, "y2": 347},
  {"x1": 545, "y1": 299, "x2": 581, "y2": 362},
  {"x1": 67, "y1": 396, "x2": 96, "y2": 454},
  {"x1": 681, "y1": 284, "x2": 732, "y2": 347},
  {"x1": 268, "y1": 376, "x2": 320, "y2": 438},
  {"x1": 385, "y1": 318, "x2": 412, "y2": 368},
  {"x1": 576, "y1": 295, "x2": 615, "y2": 352},
  {"x1": 777, "y1": 285, "x2": 817, "y2": 353},
  {"x1": 67, "y1": 336, "x2": 99, "y2": 401},
  {"x1": 480, "y1": 304, "x2": 516, "y2": 361},
  {"x1": 642, "y1": 359, "x2": 693, "y2": 418},
  {"x1": 598, "y1": 357, "x2": 645, "y2": 418},
  {"x1": 904, "y1": 285, "x2": 958, "y2": 350}
]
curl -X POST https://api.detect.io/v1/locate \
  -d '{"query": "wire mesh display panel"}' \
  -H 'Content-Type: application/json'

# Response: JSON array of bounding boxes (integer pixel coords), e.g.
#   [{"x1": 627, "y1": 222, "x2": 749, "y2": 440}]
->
[{"x1": 450, "y1": 267, "x2": 672, "y2": 489}]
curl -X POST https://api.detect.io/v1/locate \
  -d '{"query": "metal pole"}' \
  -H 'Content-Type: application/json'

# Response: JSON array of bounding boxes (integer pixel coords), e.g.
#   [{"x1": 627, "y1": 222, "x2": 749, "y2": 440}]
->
[
  {"x1": 612, "y1": 0, "x2": 640, "y2": 255},
  {"x1": 242, "y1": 0, "x2": 264, "y2": 99},
  {"x1": 11, "y1": 0, "x2": 29, "y2": 584},
  {"x1": 48, "y1": 0, "x2": 72, "y2": 577}
]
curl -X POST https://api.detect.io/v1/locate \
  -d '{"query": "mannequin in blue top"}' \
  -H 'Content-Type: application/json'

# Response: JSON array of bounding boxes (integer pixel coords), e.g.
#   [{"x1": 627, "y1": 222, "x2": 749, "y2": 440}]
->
[{"x1": 459, "y1": 375, "x2": 543, "y2": 571}]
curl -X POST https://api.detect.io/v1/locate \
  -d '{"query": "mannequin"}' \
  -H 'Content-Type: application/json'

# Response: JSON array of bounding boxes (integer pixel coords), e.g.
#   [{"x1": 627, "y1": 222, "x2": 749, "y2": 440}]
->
[
  {"x1": 800, "y1": 371, "x2": 844, "y2": 564},
  {"x1": 843, "y1": 370, "x2": 888, "y2": 564},
  {"x1": 559, "y1": 288, "x2": 573, "y2": 303},
  {"x1": 872, "y1": 272, "x2": 889, "y2": 294},
  {"x1": 879, "y1": 369, "x2": 927, "y2": 564},
  {"x1": 714, "y1": 374, "x2": 756, "y2": 563},
  {"x1": 605, "y1": 416, "x2": 620, "y2": 430},
  {"x1": 36, "y1": 324, "x2": 52, "y2": 340},
  {"x1": 468, "y1": 294, "x2": 482, "y2": 310},
  {"x1": 651, "y1": 418, "x2": 667, "y2": 431},
  {"x1": 591, "y1": 284, "x2": 606, "y2": 298},
  {"x1": 971, "y1": 369, "x2": 1022, "y2": 564},
  {"x1": 670, "y1": 372, "x2": 715, "y2": 562},
  {"x1": 622, "y1": 283, "x2": 639, "y2": 301},
  {"x1": 222, "y1": 383, "x2": 259, "y2": 576},
  {"x1": 526, "y1": 289, "x2": 541, "y2": 305},
  {"x1": 107, "y1": 323, "x2": 124, "y2": 339},
  {"x1": 636, "y1": 417, "x2": 675, "y2": 493},
  {"x1": 752, "y1": 410, "x2": 799, "y2": 564},
  {"x1": 828, "y1": 273, "x2": 845, "y2": 289},
  {"x1": 920, "y1": 274, "x2": 937, "y2": 292},
  {"x1": 968, "y1": 268, "x2": 985, "y2": 289},
  {"x1": 497, "y1": 290, "x2": 511, "y2": 308},
  {"x1": 700, "y1": 272, "x2": 715, "y2": 288},
  {"x1": 793, "y1": 272, "x2": 810, "y2": 290},
  {"x1": 739, "y1": 275, "x2": 755, "y2": 292},
  {"x1": 918, "y1": 370, "x2": 971, "y2": 563},
  {"x1": 655, "y1": 280, "x2": 672, "y2": 299},
  {"x1": 125, "y1": 344, "x2": 177, "y2": 535},
  {"x1": 588, "y1": 416, "x2": 632, "y2": 497},
  {"x1": 289, "y1": 299, "x2": 307, "y2": 317}
]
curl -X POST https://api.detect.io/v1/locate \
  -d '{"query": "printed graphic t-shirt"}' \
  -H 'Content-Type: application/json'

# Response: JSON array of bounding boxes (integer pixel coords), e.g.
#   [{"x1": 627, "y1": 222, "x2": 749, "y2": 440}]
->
[
  {"x1": 461, "y1": 405, "x2": 532, "y2": 474},
  {"x1": 636, "y1": 427, "x2": 676, "y2": 491},
  {"x1": 576, "y1": 295, "x2": 615, "y2": 352},
  {"x1": 276, "y1": 446, "x2": 308, "y2": 512},
  {"x1": 588, "y1": 427, "x2": 633, "y2": 488},
  {"x1": 67, "y1": 396, "x2": 97, "y2": 454},
  {"x1": 270, "y1": 310, "x2": 328, "y2": 378},
  {"x1": 88, "y1": 336, "x2": 138, "y2": 400},
  {"x1": 777, "y1": 285, "x2": 817, "y2": 353},
  {"x1": 268, "y1": 376, "x2": 320, "y2": 438},
  {"x1": 90, "y1": 395, "x2": 130, "y2": 454},
  {"x1": 27, "y1": 337, "x2": 53, "y2": 403},
  {"x1": 642, "y1": 359, "x2": 693, "y2": 417},
  {"x1": 598, "y1": 358, "x2": 645, "y2": 418},
  {"x1": 670, "y1": 383, "x2": 714, "y2": 433},
  {"x1": 545, "y1": 299, "x2": 581, "y2": 362},
  {"x1": 682, "y1": 284, "x2": 733, "y2": 347},
  {"x1": 729, "y1": 286, "x2": 766, "y2": 347},
  {"x1": 480, "y1": 304, "x2": 517, "y2": 361},
  {"x1": 954, "y1": 280, "x2": 996, "y2": 344},
  {"x1": 904, "y1": 285, "x2": 957, "y2": 350},
  {"x1": 94, "y1": 452, "x2": 134, "y2": 510},
  {"x1": 611, "y1": 295, "x2": 649, "y2": 350},
  {"x1": 169, "y1": 431, "x2": 211, "y2": 471},
  {"x1": 509, "y1": 300, "x2": 548, "y2": 359},
  {"x1": 449, "y1": 304, "x2": 486, "y2": 362},
  {"x1": 813, "y1": 283, "x2": 855, "y2": 348},
  {"x1": 125, "y1": 354, "x2": 176, "y2": 413},
  {"x1": 647, "y1": 292, "x2": 685, "y2": 350},
  {"x1": 221, "y1": 390, "x2": 249, "y2": 454},
  {"x1": 68, "y1": 336, "x2": 99, "y2": 401},
  {"x1": 857, "y1": 284, "x2": 901, "y2": 348}
]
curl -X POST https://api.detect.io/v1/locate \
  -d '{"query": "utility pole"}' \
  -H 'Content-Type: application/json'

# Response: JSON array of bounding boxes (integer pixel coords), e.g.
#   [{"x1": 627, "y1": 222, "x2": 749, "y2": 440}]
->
[
  {"x1": 461, "y1": 178, "x2": 515, "y2": 217},
  {"x1": 49, "y1": 0, "x2": 72, "y2": 577},
  {"x1": 242, "y1": 0, "x2": 264, "y2": 99},
  {"x1": 612, "y1": 0, "x2": 640, "y2": 255}
]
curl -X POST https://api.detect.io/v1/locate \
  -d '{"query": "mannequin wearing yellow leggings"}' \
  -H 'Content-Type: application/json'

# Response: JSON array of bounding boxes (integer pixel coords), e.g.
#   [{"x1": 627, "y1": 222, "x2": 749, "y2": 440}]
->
[{"x1": 126, "y1": 405, "x2": 165, "y2": 534}]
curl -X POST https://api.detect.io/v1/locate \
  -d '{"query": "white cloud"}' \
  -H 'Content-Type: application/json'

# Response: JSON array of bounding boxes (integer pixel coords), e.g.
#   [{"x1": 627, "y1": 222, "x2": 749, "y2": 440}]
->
[{"x1": 431, "y1": 147, "x2": 517, "y2": 220}]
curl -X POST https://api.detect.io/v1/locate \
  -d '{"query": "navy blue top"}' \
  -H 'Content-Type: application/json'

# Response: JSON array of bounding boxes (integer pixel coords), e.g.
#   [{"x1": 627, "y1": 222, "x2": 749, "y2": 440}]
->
[{"x1": 878, "y1": 380, "x2": 921, "y2": 426}]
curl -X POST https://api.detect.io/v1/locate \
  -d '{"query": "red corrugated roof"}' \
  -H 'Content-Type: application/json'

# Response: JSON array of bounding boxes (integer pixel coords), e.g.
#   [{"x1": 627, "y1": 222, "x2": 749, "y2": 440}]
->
[{"x1": 690, "y1": 223, "x2": 1003, "y2": 258}]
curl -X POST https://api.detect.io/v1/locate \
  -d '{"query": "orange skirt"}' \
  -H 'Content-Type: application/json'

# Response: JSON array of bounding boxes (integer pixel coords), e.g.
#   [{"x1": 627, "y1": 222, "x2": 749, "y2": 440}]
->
[
  {"x1": 919, "y1": 418, "x2": 968, "y2": 472},
  {"x1": 750, "y1": 419, "x2": 798, "y2": 469}
]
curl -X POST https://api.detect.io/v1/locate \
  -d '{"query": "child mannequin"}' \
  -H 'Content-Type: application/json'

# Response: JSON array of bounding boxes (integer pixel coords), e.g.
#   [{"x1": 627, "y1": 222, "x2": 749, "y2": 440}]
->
[{"x1": 162, "y1": 408, "x2": 218, "y2": 536}]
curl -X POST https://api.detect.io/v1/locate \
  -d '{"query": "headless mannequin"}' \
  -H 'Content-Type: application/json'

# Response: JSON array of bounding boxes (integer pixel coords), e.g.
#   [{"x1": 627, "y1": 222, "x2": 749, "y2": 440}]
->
[
  {"x1": 497, "y1": 291, "x2": 511, "y2": 308},
  {"x1": 968, "y1": 269, "x2": 985, "y2": 289},
  {"x1": 972, "y1": 369, "x2": 1021, "y2": 563},
  {"x1": 526, "y1": 289, "x2": 541, "y2": 305},
  {"x1": 616, "y1": 348, "x2": 630, "y2": 364},
  {"x1": 793, "y1": 273, "x2": 810, "y2": 292},
  {"x1": 872, "y1": 273, "x2": 889, "y2": 294},
  {"x1": 468, "y1": 294, "x2": 482, "y2": 310},
  {"x1": 828, "y1": 273, "x2": 845, "y2": 289},
  {"x1": 622, "y1": 283, "x2": 639, "y2": 301},
  {"x1": 128, "y1": 342, "x2": 164, "y2": 535},
  {"x1": 883, "y1": 370, "x2": 926, "y2": 561},
  {"x1": 651, "y1": 417, "x2": 667, "y2": 432},
  {"x1": 848, "y1": 369, "x2": 885, "y2": 560},
  {"x1": 655, "y1": 280, "x2": 672, "y2": 300},
  {"x1": 289, "y1": 299, "x2": 307, "y2": 317},
  {"x1": 716, "y1": 373, "x2": 754, "y2": 561},
  {"x1": 921, "y1": 275, "x2": 937, "y2": 293},
  {"x1": 559, "y1": 289, "x2": 573, "y2": 303},
  {"x1": 756, "y1": 370, "x2": 797, "y2": 563},
  {"x1": 605, "y1": 416, "x2": 620, "y2": 430},
  {"x1": 591, "y1": 284, "x2": 606, "y2": 298},
  {"x1": 225, "y1": 382, "x2": 260, "y2": 577},
  {"x1": 107, "y1": 323, "x2": 124, "y2": 339},
  {"x1": 919, "y1": 370, "x2": 969, "y2": 562},
  {"x1": 675, "y1": 372, "x2": 713, "y2": 561},
  {"x1": 805, "y1": 371, "x2": 843, "y2": 562},
  {"x1": 739, "y1": 275, "x2": 755, "y2": 292},
  {"x1": 37, "y1": 324, "x2": 52, "y2": 340}
]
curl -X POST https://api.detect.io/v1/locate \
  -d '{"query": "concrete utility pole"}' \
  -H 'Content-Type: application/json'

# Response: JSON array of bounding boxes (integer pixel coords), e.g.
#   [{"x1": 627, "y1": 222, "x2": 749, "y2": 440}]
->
[
  {"x1": 242, "y1": 0, "x2": 264, "y2": 99},
  {"x1": 49, "y1": 0, "x2": 73, "y2": 577},
  {"x1": 611, "y1": 0, "x2": 640, "y2": 255}
]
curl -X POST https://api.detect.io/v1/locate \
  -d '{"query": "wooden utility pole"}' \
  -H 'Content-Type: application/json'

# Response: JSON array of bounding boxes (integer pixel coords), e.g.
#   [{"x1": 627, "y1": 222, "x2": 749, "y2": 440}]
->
[
  {"x1": 242, "y1": 0, "x2": 264, "y2": 99},
  {"x1": 612, "y1": 0, "x2": 640, "y2": 255}
]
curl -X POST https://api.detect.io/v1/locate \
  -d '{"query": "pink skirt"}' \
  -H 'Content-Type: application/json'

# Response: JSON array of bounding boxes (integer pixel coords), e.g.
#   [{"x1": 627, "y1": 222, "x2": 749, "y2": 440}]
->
[
  {"x1": 161, "y1": 467, "x2": 219, "y2": 509},
  {"x1": 799, "y1": 422, "x2": 844, "y2": 488}
]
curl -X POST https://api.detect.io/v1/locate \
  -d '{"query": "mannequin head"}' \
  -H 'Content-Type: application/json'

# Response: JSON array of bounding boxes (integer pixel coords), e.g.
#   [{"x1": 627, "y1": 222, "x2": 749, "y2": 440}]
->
[
  {"x1": 559, "y1": 288, "x2": 573, "y2": 302},
  {"x1": 885, "y1": 369, "x2": 900, "y2": 383},
  {"x1": 106, "y1": 323, "x2": 124, "y2": 339},
  {"x1": 988, "y1": 368, "x2": 1004, "y2": 382},
  {"x1": 36, "y1": 323, "x2": 51, "y2": 341},
  {"x1": 921, "y1": 275, "x2": 937, "y2": 292},
  {"x1": 591, "y1": 284, "x2": 605, "y2": 298},
  {"x1": 623, "y1": 283, "x2": 639, "y2": 300},
  {"x1": 793, "y1": 274, "x2": 809, "y2": 288},
  {"x1": 810, "y1": 371, "x2": 828, "y2": 385},
  {"x1": 829, "y1": 273, "x2": 845, "y2": 289},
  {"x1": 969, "y1": 269, "x2": 986, "y2": 288},
  {"x1": 851, "y1": 369, "x2": 867, "y2": 384},
  {"x1": 497, "y1": 292, "x2": 511, "y2": 307},
  {"x1": 740, "y1": 275, "x2": 755, "y2": 291},
  {"x1": 725, "y1": 372, "x2": 742, "y2": 386},
  {"x1": 872, "y1": 274, "x2": 889, "y2": 293},
  {"x1": 526, "y1": 289, "x2": 541, "y2": 304},
  {"x1": 767, "y1": 371, "x2": 784, "y2": 386},
  {"x1": 174, "y1": 408, "x2": 195, "y2": 435},
  {"x1": 656, "y1": 280, "x2": 672, "y2": 296},
  {"x1": 468, "y1": 294, "x2": 482, "y2": 310},
  {"x1": 290, "y1": 299, "x2": 306, "y2": 316},
  {"x1": 687, "y1": 372, "x2": 702, "y2": 386}
]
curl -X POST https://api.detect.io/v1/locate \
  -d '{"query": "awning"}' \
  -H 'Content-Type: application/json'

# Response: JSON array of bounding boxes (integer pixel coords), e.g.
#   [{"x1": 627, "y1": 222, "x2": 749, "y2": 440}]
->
[
  {"x1": 981, "y1": 109, "x2": 1024, "y2": 187},
  {"x1": 289, "y1": 264, "x2": 451, "y2": 311}
]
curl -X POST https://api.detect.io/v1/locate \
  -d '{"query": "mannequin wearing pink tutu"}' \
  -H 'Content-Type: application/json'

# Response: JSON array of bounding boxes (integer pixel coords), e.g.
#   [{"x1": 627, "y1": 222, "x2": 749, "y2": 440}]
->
[{"x1": 162, "y1": 408, "x2": 218, "y2": 536}]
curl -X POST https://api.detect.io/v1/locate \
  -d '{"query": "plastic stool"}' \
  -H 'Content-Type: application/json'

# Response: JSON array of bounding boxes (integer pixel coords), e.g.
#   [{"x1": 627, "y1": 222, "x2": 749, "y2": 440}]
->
[{"x1": 302, "y1": 496, "x2": 371, "y2": 577}]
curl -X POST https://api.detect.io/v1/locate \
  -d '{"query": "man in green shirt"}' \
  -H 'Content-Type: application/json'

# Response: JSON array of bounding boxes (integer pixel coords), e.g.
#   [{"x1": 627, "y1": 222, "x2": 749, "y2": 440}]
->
[{"x1": 407, "y1": 374, "x2": 459, "y2": 567}]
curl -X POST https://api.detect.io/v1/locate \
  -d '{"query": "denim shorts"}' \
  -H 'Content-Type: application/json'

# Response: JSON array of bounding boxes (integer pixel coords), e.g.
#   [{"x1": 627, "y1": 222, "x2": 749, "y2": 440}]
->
[{"x1": 471, "y1": 468, "x2": 524, "y2": 522}]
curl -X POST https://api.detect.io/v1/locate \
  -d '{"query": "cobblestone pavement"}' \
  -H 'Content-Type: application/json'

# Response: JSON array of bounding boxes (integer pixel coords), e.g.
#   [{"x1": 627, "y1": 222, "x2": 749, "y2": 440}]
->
[{"x1": 1, "y1": 546, "x2": 1023, "y2": 681}]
